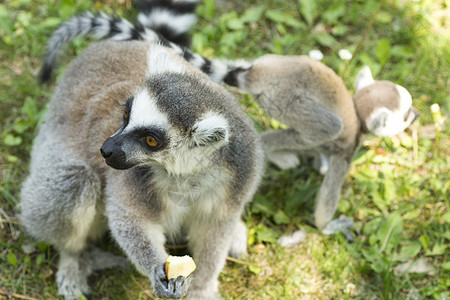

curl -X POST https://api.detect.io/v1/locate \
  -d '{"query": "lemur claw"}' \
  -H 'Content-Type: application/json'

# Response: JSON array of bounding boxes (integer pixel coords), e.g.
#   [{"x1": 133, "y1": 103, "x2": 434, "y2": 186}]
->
[{"x1": 152, "y1": 264, "x2": 190, "y2": 299}]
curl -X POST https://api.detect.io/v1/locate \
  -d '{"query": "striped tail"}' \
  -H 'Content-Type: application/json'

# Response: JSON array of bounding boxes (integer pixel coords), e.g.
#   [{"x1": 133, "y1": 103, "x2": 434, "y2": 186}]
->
[
  {"x1": 41, "y1": 12, "x2": 251, "y2": 87},
  {"x1": 135, "y1": 0, "x2": 198, "y2": 47},
  {"x1": 40, "y1": 12, "x2": 150, "y2": 82},
  {"x1": 134, "y1": 0, "x2": 252, "y2": 86}
]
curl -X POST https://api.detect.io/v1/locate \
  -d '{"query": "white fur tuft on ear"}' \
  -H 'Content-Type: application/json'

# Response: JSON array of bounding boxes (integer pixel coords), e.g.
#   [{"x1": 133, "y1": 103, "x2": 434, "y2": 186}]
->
[
  {"x1": 191, "y1": 114, "x2": 229, "y2": 147},
  {"x1": 355, "y1": 66, "x2": 375, "y2": 91},
  {"x1": 395, "y1": 84, "x2": 413, "y2": 111}
]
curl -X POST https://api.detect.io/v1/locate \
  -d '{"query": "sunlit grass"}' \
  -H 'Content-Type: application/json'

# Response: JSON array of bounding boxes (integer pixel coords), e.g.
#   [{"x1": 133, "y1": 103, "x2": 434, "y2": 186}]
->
[{"x1": 1, "y1": 0, "x2": 449, "y2": 299}]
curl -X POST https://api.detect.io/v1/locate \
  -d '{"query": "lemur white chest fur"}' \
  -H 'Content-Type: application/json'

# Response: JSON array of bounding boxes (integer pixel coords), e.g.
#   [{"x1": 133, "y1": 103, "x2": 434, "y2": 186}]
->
[{"x1": 151, "y1": 165, "x2": 233, "y2": 235}]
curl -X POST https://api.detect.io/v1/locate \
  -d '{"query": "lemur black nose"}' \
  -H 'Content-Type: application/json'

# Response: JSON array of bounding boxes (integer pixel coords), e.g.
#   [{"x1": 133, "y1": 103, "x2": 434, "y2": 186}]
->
[
  {"x1": 101, "y1": 136, "x2": 117, "y2": 158},
  {"x1": 100, "y1": 147, "x2": 112, "y2": 158}
]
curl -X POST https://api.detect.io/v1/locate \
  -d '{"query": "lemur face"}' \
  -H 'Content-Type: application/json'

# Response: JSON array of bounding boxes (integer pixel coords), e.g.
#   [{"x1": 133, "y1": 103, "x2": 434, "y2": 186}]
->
[
  {"x1": 354, "y1": 67, "x2": 419, "y2": 137},
  {"x1": 100, "y1": 75, "x2": 229, "y2": 175},
  {"x1": 100, "y1": 89, "x2": 170, "y2": 170}
]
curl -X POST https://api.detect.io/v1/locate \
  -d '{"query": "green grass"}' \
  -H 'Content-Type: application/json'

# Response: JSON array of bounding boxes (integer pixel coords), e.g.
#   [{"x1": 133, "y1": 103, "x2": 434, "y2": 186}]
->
[{"x1": 1, "y1": 0, "x2": 449, "y2": 299}]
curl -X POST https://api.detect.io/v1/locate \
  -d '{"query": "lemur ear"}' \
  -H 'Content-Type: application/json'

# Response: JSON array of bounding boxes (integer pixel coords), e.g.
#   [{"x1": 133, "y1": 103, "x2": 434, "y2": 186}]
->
[
  {"x1": 355, "y1": 66, "x2": 375, "y2": 91},
  {"x1": 191, "y1": 115, "x2": 229, "y2": 147}
]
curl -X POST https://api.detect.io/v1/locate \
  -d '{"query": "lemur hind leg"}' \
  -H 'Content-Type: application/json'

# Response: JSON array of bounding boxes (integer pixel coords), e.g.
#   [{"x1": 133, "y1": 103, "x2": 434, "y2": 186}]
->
[
  {"x1": 57, "y1": 247, "x2": 130, "y2": 299},
  {"x1": 261, "y1": 128, "x2": 329, "y2": 153},
  {"x1": 314, "y1": 153, "x2": 352, "y2": 231},
  {"x1": 260, "y1": 95, "x2": 343, "y2": 149},
  {"x1": 261, "y1": 127, "x2": 337, "y2": 170},
  {"x1": 20, "y1": 150, "x2": 102, "y2": 249},
  {"x1": 261, "y1": 102, "x2": 342, "y2": 158},
  {"x1": 20, "y1": 148, "x2": 125, "y2": 299}
]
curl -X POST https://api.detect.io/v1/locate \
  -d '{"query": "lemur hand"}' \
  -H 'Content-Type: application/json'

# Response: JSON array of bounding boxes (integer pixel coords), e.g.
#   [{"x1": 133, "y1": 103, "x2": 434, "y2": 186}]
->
[{"x1": 151, "y1": 263, "x2": 191, "y2": 299}]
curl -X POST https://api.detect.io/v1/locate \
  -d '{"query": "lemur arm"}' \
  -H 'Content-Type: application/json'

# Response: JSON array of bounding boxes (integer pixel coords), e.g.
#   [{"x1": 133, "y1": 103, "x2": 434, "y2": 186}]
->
[{"x1": 105, "y1": 178, "x2": 190, "y2": 299}]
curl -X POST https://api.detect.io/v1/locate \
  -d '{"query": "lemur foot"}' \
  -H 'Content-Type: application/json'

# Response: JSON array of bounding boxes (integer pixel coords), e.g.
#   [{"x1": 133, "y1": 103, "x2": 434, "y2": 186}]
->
[
  {"x1": 321, "y1": 217, "x2": 356, "y2": 241},
  {"x1": 56, "y1": 255, "x2": 91, "y2": 300},
  {"x1": 301, "y1": 151, "x2": 329, "y2": 174},
  {"x1": 266, "y1": 150, "x2": 300, "y2": 170},
  {"x1": 228, "y1": 221, "x2": 247, "y2": 258},
  {"x1": 84, "y1": 247, "x2": 130, "y2": 271},
  {"x1": 277, "y1": 230, "x2": 307, "y2": 248}
]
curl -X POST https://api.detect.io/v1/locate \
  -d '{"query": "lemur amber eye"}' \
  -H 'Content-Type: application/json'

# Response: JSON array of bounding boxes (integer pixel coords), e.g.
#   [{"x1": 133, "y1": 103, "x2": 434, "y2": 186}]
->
[
  {"x1": 123, "y1": 107, "x2": 129, "y2": 119},
  {"x1": 146, "y1": 136, "x2": 158, "y2": 147}
]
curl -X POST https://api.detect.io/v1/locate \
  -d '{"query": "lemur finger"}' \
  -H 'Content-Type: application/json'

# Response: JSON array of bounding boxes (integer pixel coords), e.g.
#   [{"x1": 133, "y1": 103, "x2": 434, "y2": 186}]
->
[
  {"x1": 175, "y1": 275, "x2": 190, "y2": 297},
  {"x1": 168, "y1": 278, "x2": 176, "y2": 294}
]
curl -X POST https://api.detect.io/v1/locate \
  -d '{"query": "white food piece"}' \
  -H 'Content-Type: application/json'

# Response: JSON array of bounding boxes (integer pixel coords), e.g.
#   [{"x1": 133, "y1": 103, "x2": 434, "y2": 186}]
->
[{"x1": 165, "y1": 255, "x2": 197, "y2": 280}]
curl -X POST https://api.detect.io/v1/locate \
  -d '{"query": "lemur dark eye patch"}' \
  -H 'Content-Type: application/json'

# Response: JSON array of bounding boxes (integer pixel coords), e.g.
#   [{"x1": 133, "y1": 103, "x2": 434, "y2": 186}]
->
[{"x1": 130, "y1": 127, "x2": 167, "y2": 151}]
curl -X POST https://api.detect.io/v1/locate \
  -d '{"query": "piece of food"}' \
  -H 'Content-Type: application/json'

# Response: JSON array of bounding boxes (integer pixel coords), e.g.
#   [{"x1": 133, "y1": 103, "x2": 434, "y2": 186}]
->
[{"x1": 165, "y1": 255, "x2": 196, "y2": 280}]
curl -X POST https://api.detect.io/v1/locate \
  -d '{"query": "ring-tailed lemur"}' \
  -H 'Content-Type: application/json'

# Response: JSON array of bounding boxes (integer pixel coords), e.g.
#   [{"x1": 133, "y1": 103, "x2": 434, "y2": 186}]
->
[
  {"x1": 236, "y1": 56, "x2": 419, "y2": 231},
  {"x1": 39, "y1": 4, "x2": 418, "y2": 232},
  {"x1": 20, "y1": 40, "x2": 264, "y2": 299}
]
